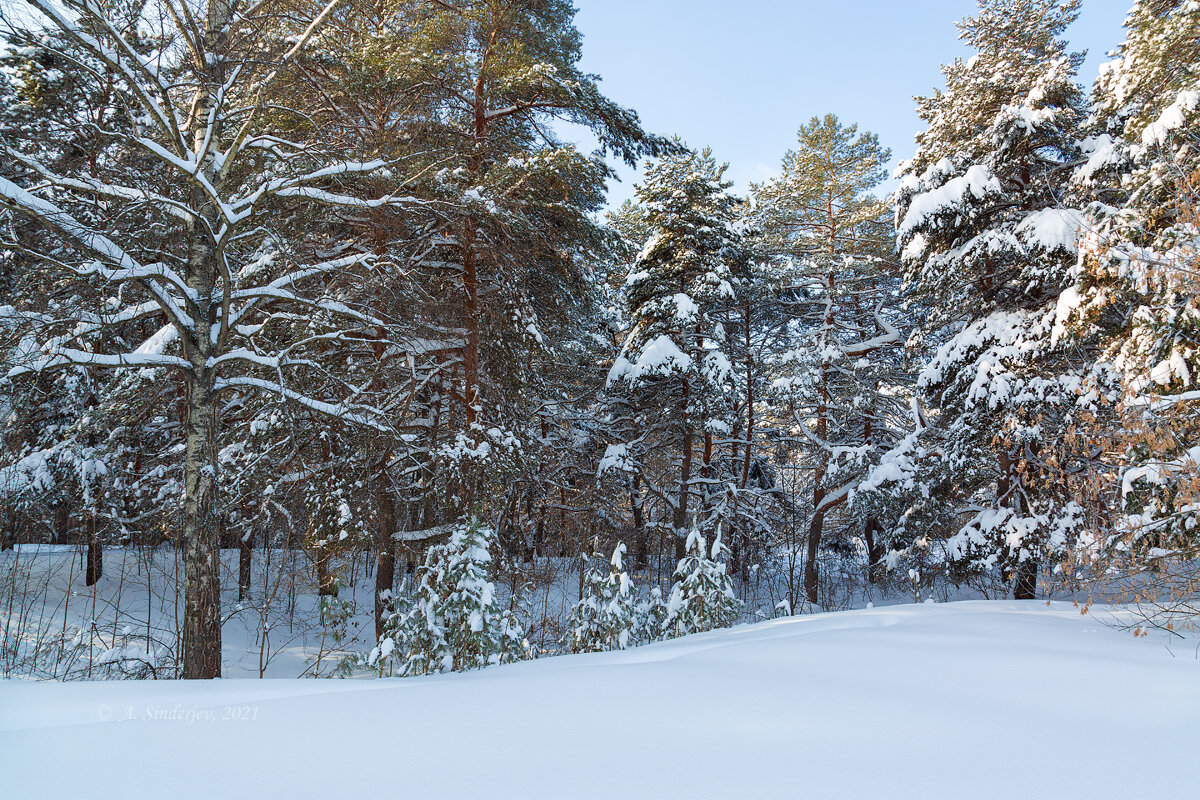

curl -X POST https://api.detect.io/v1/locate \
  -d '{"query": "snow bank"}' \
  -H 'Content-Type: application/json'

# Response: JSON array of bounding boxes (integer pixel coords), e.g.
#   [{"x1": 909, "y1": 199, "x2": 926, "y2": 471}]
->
[{"x1": 3, "y1": 602, "x2": 1196, "y2": 800}]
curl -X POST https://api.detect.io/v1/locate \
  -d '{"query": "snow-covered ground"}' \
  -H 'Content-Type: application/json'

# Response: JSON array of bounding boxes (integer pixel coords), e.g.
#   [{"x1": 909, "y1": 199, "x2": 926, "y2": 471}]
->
[{"x1": 3, "y1": 600, "x2": 1197, "y2": 799}]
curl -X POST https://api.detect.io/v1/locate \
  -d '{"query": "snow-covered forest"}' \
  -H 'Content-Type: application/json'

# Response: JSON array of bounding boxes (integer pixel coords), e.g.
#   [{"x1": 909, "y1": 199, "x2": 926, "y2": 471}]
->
[
  {"x1": 0, "y1": 1, "x2": 1197, "y2": 790},
  {"x1": 0, "y1": 1, "x2": 1195, "y2": 796}
]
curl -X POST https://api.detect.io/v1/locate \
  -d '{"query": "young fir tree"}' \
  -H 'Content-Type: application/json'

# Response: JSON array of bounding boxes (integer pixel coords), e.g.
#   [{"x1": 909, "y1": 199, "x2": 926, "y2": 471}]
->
[
  {"x1": 752, "y1": 115, "x2": 903, "y2": 602},
  {"x1": 664, "y1": 528, "x2": 742, "y2": 637},
  {"x1": 605, "y1": 146, "x2": 744, "y2": 560},
  {"x1": 565, "y1": 541, "x2": 638, "y2": 653},
  {"x1": 881, "y1": 0, "x2": 1099, "y2": 598},
  {"x1": 370, "y1": 519, "x2": 525, "y2": 676}
]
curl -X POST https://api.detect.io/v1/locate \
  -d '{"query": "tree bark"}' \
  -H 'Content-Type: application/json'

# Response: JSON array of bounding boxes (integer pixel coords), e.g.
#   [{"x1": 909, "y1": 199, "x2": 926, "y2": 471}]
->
[
  {"x1": 84, "y1": 513, "x2": 102, "y2": 587},
  {"x1": 181, "y1": 377, "x2": 221, "y2": 679},
  {"x1": 864, "y1": 516, "x2": 885, "y2": 584},
  {"x1": 374, "y1": 486, "x2": 397, "y2": 642},
  {"x1": 237, "y1": 531, "x2": 252, "y2": 602},
  {"x1": 630, "y1": 471, "x2": 647, "y2": 571},
  {"x1": 862, "y1": 411, "x2": 885, "y2": 583},
  {"x1": 805, "y1": 298, "x2": 833, "y2": 606},
  {"x1": 1014, "y1": 558, "x2": 1038, "y2": 600},
  {"x1": 674, "y1": 380, "x2": 693, "y2": 561}
]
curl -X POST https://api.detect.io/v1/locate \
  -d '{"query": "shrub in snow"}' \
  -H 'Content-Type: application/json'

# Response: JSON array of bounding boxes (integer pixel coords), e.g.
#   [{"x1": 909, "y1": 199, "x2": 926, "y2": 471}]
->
[
  {"x1": 565, "y1": 542, "x2": 638, "y2": 653},
  {"x1": 665, "y1": 528, "x2": 742, "y2": 637},
  {"x1": 369, "y1": 519, "x2": 525, "y2": 676}
]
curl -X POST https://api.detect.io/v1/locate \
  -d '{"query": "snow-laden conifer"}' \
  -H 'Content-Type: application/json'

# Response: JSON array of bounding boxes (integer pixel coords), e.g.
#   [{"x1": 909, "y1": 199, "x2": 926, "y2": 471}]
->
[
  {"x1": 565, "y1": 542, "x2": 638, "y2": 653},
  {"x1": 370, "y1": 519, "x2": 525, "y2": 676},
  {"x1": 604, "y1": 146, "x2": 745, "y2": 557},
  {"x1": 873, "y1": 0, "x2": 1100, "y2": 598},
  {"x1": 665, "y1": 528, "x2": 742, "y2": 636}
]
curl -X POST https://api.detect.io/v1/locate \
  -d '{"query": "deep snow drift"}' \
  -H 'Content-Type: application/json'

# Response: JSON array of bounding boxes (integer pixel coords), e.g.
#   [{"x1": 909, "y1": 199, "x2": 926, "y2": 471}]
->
[{"x1": 3, "y1": 601, "x2": 1197, "y2": 799}]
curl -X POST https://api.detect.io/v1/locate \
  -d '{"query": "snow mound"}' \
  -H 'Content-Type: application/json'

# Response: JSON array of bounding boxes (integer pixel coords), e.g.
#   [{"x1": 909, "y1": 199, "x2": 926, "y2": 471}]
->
[{"x1": 2, "y1": 601, "x2": 1196, "y2": 800}]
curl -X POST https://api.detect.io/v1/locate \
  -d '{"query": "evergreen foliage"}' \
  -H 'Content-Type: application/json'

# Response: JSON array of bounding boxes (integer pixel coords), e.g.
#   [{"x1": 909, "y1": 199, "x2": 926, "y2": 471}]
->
[
  {"x1": 665, "y1": 528, "x2": 742, "y2": 636},
  {"x1": 565, "y1": 541, "x2": 638, "y2": 653},
  {"x1": 369, "y1": 519, "x2": 525, "y2": 677}
]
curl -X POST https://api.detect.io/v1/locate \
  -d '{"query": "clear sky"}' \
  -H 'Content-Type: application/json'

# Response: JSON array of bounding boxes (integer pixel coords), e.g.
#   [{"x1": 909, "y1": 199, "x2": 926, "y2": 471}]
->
[{"x1": 569, "y1": 0, "x2": 1134, "y2": 205}]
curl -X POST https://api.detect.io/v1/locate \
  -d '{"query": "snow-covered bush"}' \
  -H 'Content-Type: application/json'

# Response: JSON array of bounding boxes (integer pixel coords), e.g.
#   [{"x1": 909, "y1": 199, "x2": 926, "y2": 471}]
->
[
  {"x1": 369, "y1": 519, "x2": 526, "y2": 676},
  {"x1": 665, "y1": 529, "x2": 742, "y2": 637}
]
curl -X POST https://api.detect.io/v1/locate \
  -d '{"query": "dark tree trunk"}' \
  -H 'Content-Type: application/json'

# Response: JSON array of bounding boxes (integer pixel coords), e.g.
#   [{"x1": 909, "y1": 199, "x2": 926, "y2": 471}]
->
[
  {"x1": 315, "y1": 548, "x2": 338, "y2": 597},
  {"x1": 53, "y1": 504, "x2": 69, "y2": 545},
  {"x1": 864, "y1": 516, "x2": 886, "y2": 584},
  {"x1": 804, "y1": 504, "x2": 824, "y2": 605},
  {"x1": 84, "y1": 515, "x2": 102, "y2": 587},
  {"x1": 1014, "y1": 558, "x2": 1038, "y2": 600},
  {"x1": 237, "y1": 531, "x2": 253, "y2": 601},
  {"x1": 631, "y1": 472, "x2": 647, "y2": 571},
  {"x1": 374, "y1": 488, "x2": 397, "y2": 642},
  {"x1": 804, "y1": 360, "x2": 831, "y2": 606},
  {"x1": 997, "y1": 451, "x2": 1038, "y2": 599},
  {"x1": 534, "y1": 502, "x2": 547, "y2": 561},
  {"x1": 674, "y1": 380, "x2": 693, "y2": 562}
]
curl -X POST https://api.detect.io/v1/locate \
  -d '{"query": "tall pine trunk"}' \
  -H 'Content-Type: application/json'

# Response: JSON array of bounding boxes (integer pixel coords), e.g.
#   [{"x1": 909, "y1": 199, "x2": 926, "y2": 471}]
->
[
  {"x1": 862, "y1": 411, "x2": 885, "y2": 583},
  {"x1": 84, "y1": 514, "x2": 102, "y2": 587},
  {"x1": 805, "y1": 279, "x2": 834, "y2": 606},
  {"x1": 374, "y1": 485, "x2": 396, "y2": 641},
  {"x1": 630, "y1": 471, "x2": 647, "y2": 571},
  {"x1": 674, "y1": 380, "x2": 693, "y2": 561}
]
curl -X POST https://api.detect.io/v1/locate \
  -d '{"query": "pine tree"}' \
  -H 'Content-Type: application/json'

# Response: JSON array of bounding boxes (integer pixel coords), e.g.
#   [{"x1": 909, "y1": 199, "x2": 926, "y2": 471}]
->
[
  {"x1": 883, "y1": 0, "x2": 1097, "y2": 598},
  {"x1": 605, "y1": 146, "x2": 745, "y2": 560},
  {"x1": 565, "y1": 541, "x2": 638, "y2": 653},
  {"x1": 1067, "y1": 1, "x2": 1200, "y2": 609},
  {"x1": 752, "y1": 115, "x2": 903, "y2": 601},
  {"x1": 370, "y1": 519, "x2": 525, "y2": 676}
]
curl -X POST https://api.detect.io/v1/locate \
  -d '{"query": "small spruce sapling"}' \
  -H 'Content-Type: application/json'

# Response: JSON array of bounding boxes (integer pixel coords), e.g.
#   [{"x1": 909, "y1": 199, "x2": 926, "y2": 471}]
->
[
  {"x1": 368, "y1": 519, "x2": 526, "y2": 676},
  {"x1": 665, "y1": 528, "x2": 742, "y2": 637},
  {"x1": 565, "y1": 542, "x2": 638, "y2": 653}
]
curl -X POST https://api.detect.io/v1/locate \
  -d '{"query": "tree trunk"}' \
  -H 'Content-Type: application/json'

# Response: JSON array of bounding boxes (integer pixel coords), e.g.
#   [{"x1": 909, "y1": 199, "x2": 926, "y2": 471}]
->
[
  {"x1": 181, "y1": 377, "x2": 222, "y2": 679},
  {"x1": 741, "y1": 301, "x2": 755, "y2": 489},
  {"x1": 630, "y1": 471, "x2": 647, "y2": 571},
  {"x1": 84, "y1": 514, "x2": 102, "y2": 587},
  {"x1": 805, "y1": 351, "x2": 832, "y2": 606},
  {"x1": 53, "y1": 504, "x2": 69, "y2": 545},
  {"x1": 315, "y1": 547, "x2": 338, "y2": 597},
  {"x1": 0, "y1": 509, "x2": 13, "y2": 550},
  {"x1": 864, "y1": 516, "x2": 886, "y2": 584},
  {"x1": 674, "y1": 380, "x2": 693, "y2": 562},
  {"x1": 461, "y1": 229, "x2": 480, "y2": 425},
  {"x1": 237, "y1": 531, "x2": 252, "y2": 602},
  {"x1": 374, "y1": 487, "x2": 397, "y2": 642},
  {"x1": 804, "y1": 501, "x2": 824, "y2": 605},
  {"x1": 1014, "y1": 558, "x2": 1038, "y2": 600},
  {"x1": 862, "y1": 411, "x2": 885, "y2": 583}
]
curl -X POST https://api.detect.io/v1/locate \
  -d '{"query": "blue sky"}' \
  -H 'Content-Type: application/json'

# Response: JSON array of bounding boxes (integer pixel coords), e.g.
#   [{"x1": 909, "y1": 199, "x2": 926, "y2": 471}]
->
[{"x1": 569, "y1": 0, "x2": 1134, "y2": 205}]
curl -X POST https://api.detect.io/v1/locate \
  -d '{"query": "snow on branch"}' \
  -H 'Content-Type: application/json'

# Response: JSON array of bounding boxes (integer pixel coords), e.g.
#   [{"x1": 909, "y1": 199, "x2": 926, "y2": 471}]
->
[{"x1": 213, "y1": 376, "x2": 390, "y2": 431}]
